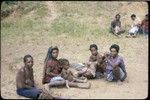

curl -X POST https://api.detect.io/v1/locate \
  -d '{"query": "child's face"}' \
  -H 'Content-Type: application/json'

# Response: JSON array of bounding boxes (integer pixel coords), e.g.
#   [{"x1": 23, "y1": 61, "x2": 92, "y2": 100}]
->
[
  {"x1": 110, "y1": 48, "x2": 118, "y2": 57},
  {"x1": 116, "y1": 16, "x2": 120, "y2": 20},
  {"x1": 52, "y1": 49, "x2": 59, "y2": 59},
  {"x1": 63, "y1": 62, "x2": 70, "y2": 70},
  {"x1": 90, "y1": 47, "x2": 98, "y2": 56},
  {"x1": 25, "y1": 57, "x2": 33, "y2": 68}
]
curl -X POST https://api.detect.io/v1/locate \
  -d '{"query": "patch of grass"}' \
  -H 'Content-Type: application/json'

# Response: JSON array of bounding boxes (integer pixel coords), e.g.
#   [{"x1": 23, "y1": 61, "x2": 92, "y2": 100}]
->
[
  {"x1": 34, "y1": 3, "x2": 48, "y2": 18},
  {"x1": 51, "y1": 16, "x2": 87, "y2": 37},
  {"x1": 1, "y1": 17, "x2": 49, "y2": 44},
  {"x1": 1, "y1": 1, "x2": 17, "y2": 11}
]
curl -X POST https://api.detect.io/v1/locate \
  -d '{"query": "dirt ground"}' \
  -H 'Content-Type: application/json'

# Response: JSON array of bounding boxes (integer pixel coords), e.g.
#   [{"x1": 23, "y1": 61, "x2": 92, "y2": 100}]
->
[
  {"x1": 1, "y1": 33, "x2": 148, "y2": 99},
  {"x1": 1, "y1": 1, "x2": 148, "y2": 99}
]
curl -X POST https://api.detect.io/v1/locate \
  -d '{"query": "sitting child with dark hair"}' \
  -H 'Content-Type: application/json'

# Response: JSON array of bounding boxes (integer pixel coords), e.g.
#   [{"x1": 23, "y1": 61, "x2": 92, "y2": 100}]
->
[
  {"x1": 82, "y1": 44, "x2": 106, "y2": 79},
  {"x1": 59, "y1": 58, "x2": 88, "y2": 83}
]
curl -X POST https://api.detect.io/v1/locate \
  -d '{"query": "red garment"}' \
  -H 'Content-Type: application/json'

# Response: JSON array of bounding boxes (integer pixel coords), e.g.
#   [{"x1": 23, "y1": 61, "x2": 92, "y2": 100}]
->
[
  {"x1": 141, "y1": 19, "x2": 148, "y2": 30},
  {"x1": 44, "y1": 59, "x2": 62, "y2": 83}
]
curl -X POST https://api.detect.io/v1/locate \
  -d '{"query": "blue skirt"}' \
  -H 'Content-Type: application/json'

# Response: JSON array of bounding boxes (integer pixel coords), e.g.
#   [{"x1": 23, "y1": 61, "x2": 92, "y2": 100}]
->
[{"x1": 16, "y1": 87, "x2": 41, "y2": 99}]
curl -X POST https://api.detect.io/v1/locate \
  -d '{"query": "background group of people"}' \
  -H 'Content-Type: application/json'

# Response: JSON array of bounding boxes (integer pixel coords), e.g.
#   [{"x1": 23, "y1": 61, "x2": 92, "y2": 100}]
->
[
  {"x1": 16, "y1": 44, "x2": 127, "y2": 99},
  {"x1": 110, "y1": 14, "x2": 148, "y2": 38}
]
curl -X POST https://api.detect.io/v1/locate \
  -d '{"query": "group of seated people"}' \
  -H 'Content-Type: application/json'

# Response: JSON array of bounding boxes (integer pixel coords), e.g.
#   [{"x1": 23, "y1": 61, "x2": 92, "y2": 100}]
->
[
  {"x1": 16, "y1": 44, "x2": 127, "y2": 99},
  {"x1": 110, "y1": 14, "x2": 148, "y2": 38}
]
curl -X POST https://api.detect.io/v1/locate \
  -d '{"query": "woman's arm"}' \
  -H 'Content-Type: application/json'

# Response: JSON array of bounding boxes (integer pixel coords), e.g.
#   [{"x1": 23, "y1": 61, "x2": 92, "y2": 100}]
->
[
  {"x1": 46, "y1": 67, "x2": 58, "y2": 77},
  {"x1": 106, "y1": 58, "x2": 121, "y2": 68}
]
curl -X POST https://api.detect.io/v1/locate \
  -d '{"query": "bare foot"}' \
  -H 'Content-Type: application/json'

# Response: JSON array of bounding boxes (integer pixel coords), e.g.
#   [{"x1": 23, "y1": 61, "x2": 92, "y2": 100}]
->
[
  {"x1": 65, "y1": 80, "x2": 70, "y2": 89},
  {"x1": 83, "y1": 78, "x2": 87, "y2": 83}
]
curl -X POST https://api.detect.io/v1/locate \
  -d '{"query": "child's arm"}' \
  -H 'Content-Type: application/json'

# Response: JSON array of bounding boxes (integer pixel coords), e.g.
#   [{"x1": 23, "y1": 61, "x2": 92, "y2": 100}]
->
[
  {"x1": 89, "y1": 55, "x2": 94, "y2": 62},
  {"x1": 61, "y1": 69, "x2": 69, "y2": 80},
  {"x1": 97, "y1": 55, "x2": 104, "y2": 65}
]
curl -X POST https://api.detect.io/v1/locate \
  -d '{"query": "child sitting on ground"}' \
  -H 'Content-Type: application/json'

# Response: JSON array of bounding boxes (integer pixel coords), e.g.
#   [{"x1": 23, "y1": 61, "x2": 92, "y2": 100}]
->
[
  {"x1": 80, "y1": 44, "x2": 106, "y2": 79},
  {"x1": 59, "y1": 58, "x2": 87, "y2": 83}
]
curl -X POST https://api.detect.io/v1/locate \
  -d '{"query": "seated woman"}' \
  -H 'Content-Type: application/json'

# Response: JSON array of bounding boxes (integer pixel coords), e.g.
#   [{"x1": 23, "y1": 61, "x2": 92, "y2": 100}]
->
[
  {"x1": 42, "y1": 46, "x2": 91, "y2": 89},
  {"x1": 104, "y1": 44, "x2": 127, "y2": 84}
]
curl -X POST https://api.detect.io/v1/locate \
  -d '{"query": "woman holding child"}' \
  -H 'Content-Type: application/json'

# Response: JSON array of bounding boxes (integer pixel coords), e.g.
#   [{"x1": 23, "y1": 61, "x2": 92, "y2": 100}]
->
[{"x1": 42, "y1": 46, "x2": 91, "y2": 89}]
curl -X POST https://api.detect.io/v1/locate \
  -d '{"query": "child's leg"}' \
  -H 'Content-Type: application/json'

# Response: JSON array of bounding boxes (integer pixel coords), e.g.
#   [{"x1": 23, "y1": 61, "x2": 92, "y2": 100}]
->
[
  {"x1": 112, "y1": 67, "x2": 120, "y2": 81},
  {"x1": 76, "y1": 82, "x2": 91, "y2": 89},
  {"x1": 48, "y1": 77, "x2": 66, "y2": 87},
  {"x1": 73, "y1": 77, "x2": 87, "y2": 83},
  {"x1": 83, "y1": 71, "x2": 94, "y2": 79},
  {"x1": 78, "y1": 67, "x2": 88, "y2": 76},
  {"x1": 66, "y1": 81, "x2": 91, "y2": 89},
  {"x1": 105, "y1": 69, "x2": 114, "y2": 81},
  {"x1": 119, "y1": 67, "x2": 127, "y2": 81},
  {"x1": 48, "y1": 80, "x2": 66, "y2": 87}
]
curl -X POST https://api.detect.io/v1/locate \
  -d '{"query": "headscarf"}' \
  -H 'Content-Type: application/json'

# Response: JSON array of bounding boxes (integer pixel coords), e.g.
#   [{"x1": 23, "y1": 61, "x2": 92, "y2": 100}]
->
[{"x1": 44, "y1": 46, "x2": 53, "y2": 65}]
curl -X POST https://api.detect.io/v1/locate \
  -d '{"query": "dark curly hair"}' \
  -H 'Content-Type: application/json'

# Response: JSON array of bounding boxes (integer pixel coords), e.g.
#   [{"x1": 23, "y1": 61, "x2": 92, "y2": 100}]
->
[
  {"x1": 131, "y1": 14, "x2": 136, "y2": 18},
  {"x1": 115, "y1": 14, "x2": 121, "y2": 18},
  {"x1": 109, "y1": 44, "x2": 120, "y2": 53},
  {"x1": 23, "y1": 54, "x2": 33, "y2": 63},
  {"x1": 58, "y1": 58, "x2": 69, "y2": 66},
  {"x1": 89, "y1": 44, "x2": 98, "y2": 50}
]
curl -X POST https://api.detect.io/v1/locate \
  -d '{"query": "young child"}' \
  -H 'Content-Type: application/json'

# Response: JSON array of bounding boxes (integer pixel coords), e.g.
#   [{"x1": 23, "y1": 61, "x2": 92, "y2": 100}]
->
[
  {"x1": 104, "y1": 44, "x2": 127, "y2": 84},
  {"x1": 83, "y1": 44, "x2": 106, "y2": 79},
  {"x1": 59, "y1": 58, "x2": 87, "y2": 83},
  {"x1": 16, "y1": 55, "x2": 61, "y2": 99}
]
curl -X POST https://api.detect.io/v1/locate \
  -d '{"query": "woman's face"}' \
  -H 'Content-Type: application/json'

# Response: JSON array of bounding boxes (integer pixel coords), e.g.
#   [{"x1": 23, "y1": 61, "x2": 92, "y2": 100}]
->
[{"x1": 52, "y1": 49, "x2": 59, "y2": 59}]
